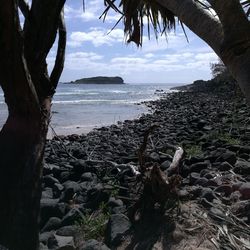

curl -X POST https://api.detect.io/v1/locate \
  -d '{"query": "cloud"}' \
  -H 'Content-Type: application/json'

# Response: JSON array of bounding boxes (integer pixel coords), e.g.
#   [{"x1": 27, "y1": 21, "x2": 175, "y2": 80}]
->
[
  {"x1": 64, "y1": 1, "x2": 120, "y2": 23},
  {"x1": 64, "y1": 52, "x2": 104, "y2": 70},
  {"x1": 68, "y1": 28, "x2": 124, "y2": 47}
]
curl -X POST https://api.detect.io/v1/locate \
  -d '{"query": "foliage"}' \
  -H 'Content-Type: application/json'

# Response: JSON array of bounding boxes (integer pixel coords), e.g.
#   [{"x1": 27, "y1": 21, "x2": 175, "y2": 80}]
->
[
  {"x1": 216, "y1": 133, "x2": 241, "y2": 145},
  {"x1": 103, "y1": 0, "x2": 250, "y2": 46},
  {"x1": 77, "y1": 202, "x2": 110, "y2": 240},
  {"x1": 185, "y1": 145, "x2": 202, "y2": 157},
  {"x1": 102, "y1": 0, "x2": 176, "y2": 46},
  {"x1": 210, "y1": 60, "x2": 234, "y2": 83},
  {"x1": 208, "y1": 131, "x2": 241, "y2": 145}
]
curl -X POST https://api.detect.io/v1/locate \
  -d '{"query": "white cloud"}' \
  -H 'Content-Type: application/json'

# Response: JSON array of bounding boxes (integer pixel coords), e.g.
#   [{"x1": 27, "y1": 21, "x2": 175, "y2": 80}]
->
[
  {"x1": 68, "y1": 28, "x2": 124, "y2": 47},
  {"x1": 64, "y1": 1, "x2": 120, "y2": 23}
]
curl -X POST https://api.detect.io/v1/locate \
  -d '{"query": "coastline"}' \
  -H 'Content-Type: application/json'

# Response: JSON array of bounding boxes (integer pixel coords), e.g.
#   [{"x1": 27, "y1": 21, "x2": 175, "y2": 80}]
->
[{"x1": 41, "y1": 88, "x2": 250, "y2": 249}]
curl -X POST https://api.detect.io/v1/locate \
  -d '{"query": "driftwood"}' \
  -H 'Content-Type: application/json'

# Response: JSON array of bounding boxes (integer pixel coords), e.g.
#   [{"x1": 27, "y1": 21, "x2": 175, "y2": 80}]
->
[
  {"x1": 130, "y1": 127, "x2": 184, "y2": 222},
  {"x1": 167, "y1": 146, "x2": 184, "y2": 176}
]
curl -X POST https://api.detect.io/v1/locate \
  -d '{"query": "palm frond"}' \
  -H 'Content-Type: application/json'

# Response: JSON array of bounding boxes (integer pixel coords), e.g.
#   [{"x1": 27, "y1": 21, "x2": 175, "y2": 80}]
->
[{"x1": 101, "y1": 0, "x2": 176, "y2": 46}]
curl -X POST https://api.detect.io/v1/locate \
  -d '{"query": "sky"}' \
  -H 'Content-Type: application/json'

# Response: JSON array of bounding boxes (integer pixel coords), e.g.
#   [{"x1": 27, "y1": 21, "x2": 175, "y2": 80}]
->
[{"x1": 47, "y1": 0, "x2": 219, "y2": 85}]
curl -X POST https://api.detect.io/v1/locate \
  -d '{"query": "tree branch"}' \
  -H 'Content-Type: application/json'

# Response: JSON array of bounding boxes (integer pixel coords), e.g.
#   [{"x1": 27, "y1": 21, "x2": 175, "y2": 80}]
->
[
  {"x1": 156, "y1": 0, "x2": 224, "y2": 55},
  {"x1": 23, "y1": 0, "x2": 66, "y2": 99},
  {"x1": 50, "y1": 9, "x2": 66, "y2": 89},
  {"x1": 0, "y1": 0, "x2": 39, "y2": 116},
  {"x1": 18, "y1": 0, "x2": 30, "y2": 19}
]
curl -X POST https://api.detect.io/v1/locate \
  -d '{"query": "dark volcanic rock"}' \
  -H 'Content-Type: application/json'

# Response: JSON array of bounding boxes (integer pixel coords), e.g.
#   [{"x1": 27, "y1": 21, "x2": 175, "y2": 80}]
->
[
  {"x1": 105, "y1": 214, "x2": 131, "y2": 247},
  {"x1": 85, "y1": 184, "x2": 110, "y2": 209},
  {"x1": 189, "y1": 161, "x2": 210, "y2": 173},
  {"x1": 56, "y1": 225, "x2": 78, "y2": 237},
  {"x1": 80, "y1": 239, "x2": 110, "y2": 250},
  {"x1": 215, "y1": 151, "x2": 236, "y2": 165},
  {"x1": 61, "y1": 181, "x2": 81, "y2": 202},
  {"x1": 41, "y1": 217, "x2": 62, "y2": 232},
  {"x1": 61, "y1": 208, "x2": 84, "y2": 227},
  {"x1": 40, "y1": 199, "x2": 66, "y2": 227},
  {"x1": 234, "y1": 160, "x2": 250, "y2": 175}
]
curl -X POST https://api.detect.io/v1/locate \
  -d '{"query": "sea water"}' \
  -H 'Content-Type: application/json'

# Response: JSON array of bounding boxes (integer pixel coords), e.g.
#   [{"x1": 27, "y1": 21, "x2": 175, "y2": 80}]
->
[{"x1": 0, "y1": 83, "x2": 174, "y2": 136}]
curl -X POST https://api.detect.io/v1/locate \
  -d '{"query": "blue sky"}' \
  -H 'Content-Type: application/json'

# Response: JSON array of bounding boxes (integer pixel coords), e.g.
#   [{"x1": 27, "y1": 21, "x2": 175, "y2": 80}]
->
[{"x1": 47, "y1": 0, "x2": 219, "y2": 84}]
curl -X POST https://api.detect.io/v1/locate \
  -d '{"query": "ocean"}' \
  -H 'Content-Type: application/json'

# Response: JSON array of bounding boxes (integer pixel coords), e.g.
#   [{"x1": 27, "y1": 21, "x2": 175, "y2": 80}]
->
[{"x1": 0, "y1": 83, "x2": 174, "y2": 137}]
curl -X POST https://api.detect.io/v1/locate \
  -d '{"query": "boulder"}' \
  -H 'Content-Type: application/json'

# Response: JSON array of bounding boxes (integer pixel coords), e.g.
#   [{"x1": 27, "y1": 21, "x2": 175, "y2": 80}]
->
[
  {"x1": 215, "y1": 151, "x2": 236, "y2": 165},
  {"x1": 61, "y1": 208, "x2": 84, "y2": 227},
  {"x1": 105, "y1": 214, "x2": 131, "y2": 247},
  {"x1": 80, "y1": 239, "x2": 110, "y2": 250},
  {"x1": 56, "y1": 225, "x2": 78, "y2": 237},
  {"x1": 41, "y1": 217, "x2": 62, "y2": 232},
  {"x1": 234, "y1": 160, "x2": 250, "y2": 175}
]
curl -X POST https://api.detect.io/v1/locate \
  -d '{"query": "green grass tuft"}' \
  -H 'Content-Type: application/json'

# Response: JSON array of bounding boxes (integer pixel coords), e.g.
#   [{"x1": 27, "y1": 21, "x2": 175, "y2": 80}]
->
[
  {"x1": 185, "y1": 145, "x2": 202, "y2": 157},
  {"x1": 77, "y1": 202, "x2": 110, "y2": 240}
]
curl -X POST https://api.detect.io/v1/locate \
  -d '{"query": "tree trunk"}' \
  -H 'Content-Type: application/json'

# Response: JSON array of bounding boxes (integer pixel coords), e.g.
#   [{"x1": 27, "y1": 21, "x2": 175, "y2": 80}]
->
[
  {"x1": 0, "y1": 100, "x2": 51, "y2": 250},
  {"x1": 0, "y1": 1, "x2": 65, "y2": 248},
  {"x1": 157, "y1": 0, "x2": 250, "y2": 102}
]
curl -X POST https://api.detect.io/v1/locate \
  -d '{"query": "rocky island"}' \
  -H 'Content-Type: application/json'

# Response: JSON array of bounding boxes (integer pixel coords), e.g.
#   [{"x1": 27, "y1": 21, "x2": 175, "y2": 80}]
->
[{"x1": 70, "y1": 76, "x2": 124, "y2": 84}]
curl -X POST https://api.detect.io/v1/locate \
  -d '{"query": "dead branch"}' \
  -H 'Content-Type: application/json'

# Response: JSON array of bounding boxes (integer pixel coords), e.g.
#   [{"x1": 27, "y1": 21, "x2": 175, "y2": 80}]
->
[
  {"x1": 138, "y1": 124, "x2": 158, "y2": 172},
  {"x1": 167, "y1": 146, "x2": 184, "y2": 176}
]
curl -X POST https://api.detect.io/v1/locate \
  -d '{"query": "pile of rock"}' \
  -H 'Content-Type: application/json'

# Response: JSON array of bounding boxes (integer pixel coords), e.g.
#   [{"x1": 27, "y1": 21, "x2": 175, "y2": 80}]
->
[{"x1": 40, "y1": 90, "x2": 250, "y2": 249}]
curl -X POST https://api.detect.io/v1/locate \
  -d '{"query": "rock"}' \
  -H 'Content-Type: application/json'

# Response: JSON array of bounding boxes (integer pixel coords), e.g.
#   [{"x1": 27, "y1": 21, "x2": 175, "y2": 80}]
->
[
  {"x1": 231, "y1": 200, "x2": 250, "y2": 221},
  {"x1": 107, "y1": 197, "x2": 123, "y2": 208},
  {"x1": 239, "y1": 146, "x2": 250, "y2": 154},
  {"x1": 43, "y1": 164, "x2": 60, "y2": 176},
  {"x1": 61, "y1": 208, "x2": 84, "y2": 227},
  {"x1": 189, "y1": 161, "x2": 209, "y2": 173},
  {"x1": 39, "y1": 243, "x2": 49, "y2": 250},
  {"x1": 160, "y1": 160, "x2": 171, "y2": 170},
  {"x1": 41, "y1": 217, "x2": 62, "y2": 232},
  {"x1": 56, "y1": 225, "x2": 78, "y2": 237},
  {"x1": 40, "y1": 199, "x2": 66, "y2": 227},
  {"x1": 200, "y1": 188, "x2": 216, "y2": 202},
  {"x1": 54, "y1": 235, "x2": 76, "y2": 250},
  {"x1": 42, "y1": 188, "x2": 54, "y2": 199},
  {"x1": 218, "y1": 161, "x2": 233, "y2": 171},
  {"x1": 40, "y1": 231, "x2": 55, "y2": 246},
  {"x1": 197, "y1": 119, "x2": 207, "y2": 129},
  {"x1": 189, "y1": 172, "x2": 200, "y2": 185},
  {"x1": 215, "y1": 151, "x2": 236, "y2": 165},
  {"x1": 234, "y1": 160, "x2": 250, "y2": 175},
  {"x1": 111, "y1": 206, "x2": 127, "y2": 215},
  {"x1": 81, "y1": 172, "x2": 97, "y2": 182},
  {"x1": 61, "y1": 181, "x2": 81, "y2": 202},
  {"x1": 232, "y1": 182, "x2": 244, "y2": 191},
  {"x1": 194, "y1": 177, "x2": 208, "y2": 187},
  {"x1": 80, "y1": 239, "x2": 110, "y2": 250},
  {"x1": 86, "y1": 184, "x2": 110, "y2": 209},
  {"x1": 230, "y1": 191, "x2": 242, "y2": 202},
  {"x1": 239, "y1": 182, "x2": 250, "y2": 200},
  {"x1": 60, "y1": 172, "x2": 72, "y2": 183},
  {"x1": 79, "y1": 181, "x2": 94, "y2": 192},
  {"x1": 149, "y1": 152, "x2": 161, "y2": 162},
  {"x1": 177, "y1": 189, "x2": 189, "y2": 199},
  {"x1": 214, "y1": 185, "x2": 232, "y2": 196},
  {"x1": 239, "y1": 153, "x2": 249, "y2": 160},
  {"x1": 53, "y1": 183, "x2": 65, "y2": 198},
  {"x1": 43, "y1": 175, "x2": 60, "y2": 187},
  {"x1": 105, "y1": 214, "x2": 131, "y2": 247}
]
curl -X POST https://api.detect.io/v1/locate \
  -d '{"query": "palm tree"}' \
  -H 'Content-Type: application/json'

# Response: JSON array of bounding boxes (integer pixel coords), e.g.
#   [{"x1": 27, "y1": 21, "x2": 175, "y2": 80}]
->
[{"x1": 103, "y1": 0, "x2": 250, "y2": 101}]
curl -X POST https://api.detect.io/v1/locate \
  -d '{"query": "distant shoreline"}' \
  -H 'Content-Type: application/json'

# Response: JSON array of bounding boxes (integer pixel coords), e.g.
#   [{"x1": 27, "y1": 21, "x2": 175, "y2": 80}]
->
[{"x1": 67, "y1": 76, "x2": 125, "y2": 85}]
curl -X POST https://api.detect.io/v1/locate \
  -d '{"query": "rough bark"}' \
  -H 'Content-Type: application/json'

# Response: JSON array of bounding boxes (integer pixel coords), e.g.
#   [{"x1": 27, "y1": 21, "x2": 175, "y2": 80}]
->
[
  {"x1": 0, "y1": 112, "x2": 49, "y2": 250},
  {"x1": 211, "y1": 0, "x2": 250, "y2": 101}
]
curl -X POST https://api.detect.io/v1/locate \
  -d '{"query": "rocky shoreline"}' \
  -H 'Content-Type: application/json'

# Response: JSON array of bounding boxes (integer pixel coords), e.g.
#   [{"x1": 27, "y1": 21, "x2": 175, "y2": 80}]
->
[{"x1": 40, "y1": 88, "x2": 250, "y2": 249}]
